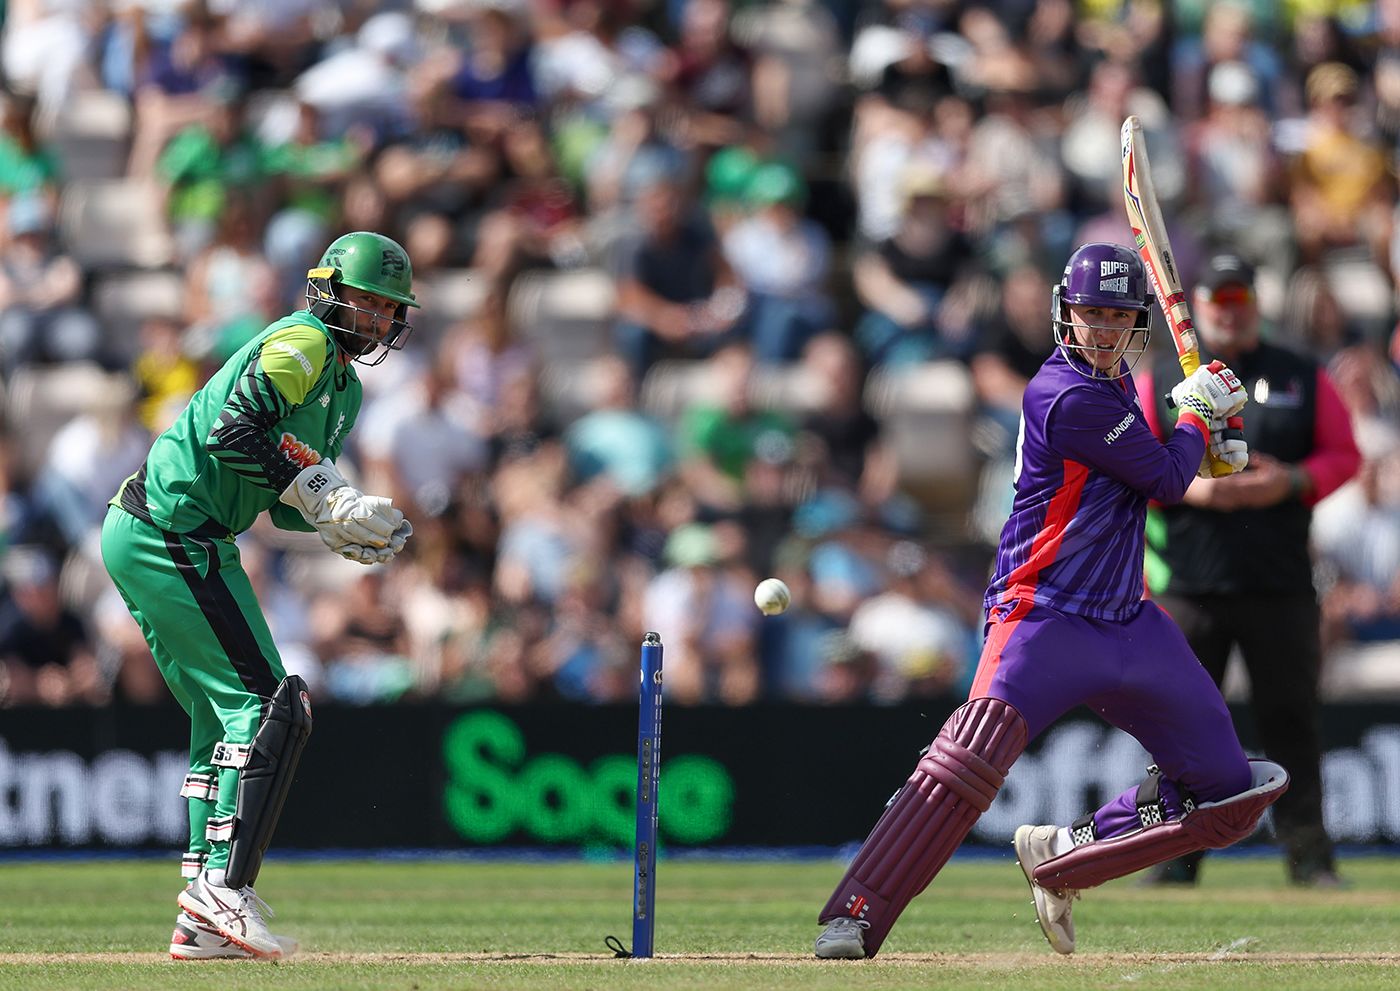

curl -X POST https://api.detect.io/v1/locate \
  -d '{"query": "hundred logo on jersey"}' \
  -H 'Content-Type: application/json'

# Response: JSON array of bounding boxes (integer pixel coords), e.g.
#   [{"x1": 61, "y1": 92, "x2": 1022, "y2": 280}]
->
[{"x1": 278, "y1": 432, "x2": 323, "y2": 469}]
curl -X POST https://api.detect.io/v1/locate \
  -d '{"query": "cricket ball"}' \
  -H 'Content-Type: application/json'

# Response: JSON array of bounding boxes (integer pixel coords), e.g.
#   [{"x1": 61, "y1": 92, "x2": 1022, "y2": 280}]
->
[{"x1": 754, "y1": 577, "x2": 791, "y2": 616}]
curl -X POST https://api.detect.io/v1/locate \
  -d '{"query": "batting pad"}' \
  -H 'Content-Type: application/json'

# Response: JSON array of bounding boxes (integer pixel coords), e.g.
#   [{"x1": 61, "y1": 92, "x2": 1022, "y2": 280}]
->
[
  {"x1": 819, "y1": 697, "x2": 1027, "y2": 957},
  {"x1": 224, "y1": 675, "x2": 314, "y2": 889},
  {"x1": 1032, "y1": 758, "x2": 1288, "y2": 891}
]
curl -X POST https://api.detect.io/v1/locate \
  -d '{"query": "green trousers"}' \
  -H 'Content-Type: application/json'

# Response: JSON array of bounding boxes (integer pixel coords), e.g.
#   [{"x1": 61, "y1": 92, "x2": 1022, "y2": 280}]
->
[{"x1": 101, "y1": 506, "x2": 286, "y2": 876}]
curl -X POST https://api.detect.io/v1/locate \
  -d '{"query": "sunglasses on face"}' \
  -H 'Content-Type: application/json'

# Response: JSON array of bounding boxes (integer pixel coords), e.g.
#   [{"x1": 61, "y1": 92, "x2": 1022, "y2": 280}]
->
[{"x1": 1206, "y1": 285, "x2": 1254, "y2": 307}]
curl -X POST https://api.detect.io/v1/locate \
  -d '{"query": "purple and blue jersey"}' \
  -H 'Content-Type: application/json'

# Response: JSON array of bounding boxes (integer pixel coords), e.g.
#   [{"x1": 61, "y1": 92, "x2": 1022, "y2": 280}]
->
[{"x1": 985, "y1": 349, "x2": 1208, "y2": 623}]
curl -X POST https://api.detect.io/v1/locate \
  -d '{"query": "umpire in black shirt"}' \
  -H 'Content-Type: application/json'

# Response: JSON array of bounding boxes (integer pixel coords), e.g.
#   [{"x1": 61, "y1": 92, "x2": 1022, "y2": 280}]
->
[{"x1": 1139, "y1": 253, "x2": 1361, "y2": 886}]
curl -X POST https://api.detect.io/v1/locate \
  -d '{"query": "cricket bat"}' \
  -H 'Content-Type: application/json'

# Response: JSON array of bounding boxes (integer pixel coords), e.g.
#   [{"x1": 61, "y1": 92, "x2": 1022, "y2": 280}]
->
[{"x1": 1120, "y1": 115, "x2": 1237, "y2": 476}]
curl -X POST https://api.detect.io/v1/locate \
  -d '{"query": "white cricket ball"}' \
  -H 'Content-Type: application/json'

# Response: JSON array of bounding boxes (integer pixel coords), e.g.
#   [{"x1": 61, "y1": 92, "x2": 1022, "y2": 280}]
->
[{"x1": 754, "y1": 577, "x2": 791, "y2": 616}]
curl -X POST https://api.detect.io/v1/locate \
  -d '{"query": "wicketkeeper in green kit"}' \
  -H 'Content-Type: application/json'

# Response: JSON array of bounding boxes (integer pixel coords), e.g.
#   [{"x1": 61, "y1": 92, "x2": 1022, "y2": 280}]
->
[{"x1": 102, "y1": 232, "x2": 418, "y2": 960}]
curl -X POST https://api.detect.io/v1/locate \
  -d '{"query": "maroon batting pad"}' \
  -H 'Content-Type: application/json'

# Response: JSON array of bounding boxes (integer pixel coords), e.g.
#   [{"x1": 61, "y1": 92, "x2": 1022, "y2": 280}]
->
[
  {"x1": 1033, "y1": 759, "x2": 1288, "y2": 890},
  {"x1": 819, "y1": 697, "x2": 1027, "y2": 957}
]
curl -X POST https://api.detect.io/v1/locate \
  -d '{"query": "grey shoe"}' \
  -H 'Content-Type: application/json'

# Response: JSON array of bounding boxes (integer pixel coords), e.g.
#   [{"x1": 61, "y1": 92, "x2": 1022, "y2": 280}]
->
[
  {"x1": 815, "y1": 916, "x2": 869, "y2": 959},
  {"x1": 1014, "y1": 824, "x2": 1079, "y2": 955}
]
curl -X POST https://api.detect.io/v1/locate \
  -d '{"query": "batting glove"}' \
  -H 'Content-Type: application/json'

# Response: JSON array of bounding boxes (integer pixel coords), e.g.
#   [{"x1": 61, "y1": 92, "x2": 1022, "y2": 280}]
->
[
  {"x1": 1207, "y1": 415, "x2": 1249, "y2": 475},
  {"x1": 1169, "y1": 360, "x2": 1247, "y2": 424},
  {"x1": 279, "y1": 462, "x2": 403, "y2": 552}
]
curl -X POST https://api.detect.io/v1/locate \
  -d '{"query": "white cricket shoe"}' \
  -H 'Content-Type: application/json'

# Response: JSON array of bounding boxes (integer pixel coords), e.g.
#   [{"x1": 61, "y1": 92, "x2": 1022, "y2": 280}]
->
[
  {"x1": 169, "y1": 910, "x2": 299, "y2": 960},
  {"x1": 814, "y1": 916, "x2": 869, "y2": 959},
  {"x1": 1014, "y1": 824, "x2": 1080, "y2": 955},
  {"x1": 177, "y1": 873, "x2": 286, "y2": 959}
]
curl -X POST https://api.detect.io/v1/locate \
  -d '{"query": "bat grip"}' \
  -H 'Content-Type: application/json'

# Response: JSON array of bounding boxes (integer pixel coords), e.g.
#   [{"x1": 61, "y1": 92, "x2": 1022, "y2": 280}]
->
[{"x1": 1176, "y1": 350, "x2": 1243, "y2": 476}]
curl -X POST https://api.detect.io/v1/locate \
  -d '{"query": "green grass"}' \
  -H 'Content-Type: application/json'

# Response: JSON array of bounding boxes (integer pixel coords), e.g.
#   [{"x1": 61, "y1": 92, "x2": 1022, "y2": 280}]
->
[{"x1": 1, "y1": 856, "x2": 1397, "y2": 989}]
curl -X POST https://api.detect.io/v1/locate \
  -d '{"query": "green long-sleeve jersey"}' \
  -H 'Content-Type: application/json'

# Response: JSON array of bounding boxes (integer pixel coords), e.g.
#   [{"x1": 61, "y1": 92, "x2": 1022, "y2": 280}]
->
[{"x1": 114, "y1": 311, "x2": 362, "y2": 536}]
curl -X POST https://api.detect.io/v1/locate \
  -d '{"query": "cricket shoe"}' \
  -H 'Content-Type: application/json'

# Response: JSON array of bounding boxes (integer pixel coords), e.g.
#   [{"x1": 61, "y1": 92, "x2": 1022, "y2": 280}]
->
[
  {"x1": 1014, "y1": 824, "x2": 1080, "y2": 955},
  {"x1": 177, "y1": 873, "x2": 286, "y2": 959},
  {"x1": 169, "y1": 911, "x2": 299, "y2": 960},
  {"x1": 814, "y1": 916, "x2": 869, "y2": 959}
]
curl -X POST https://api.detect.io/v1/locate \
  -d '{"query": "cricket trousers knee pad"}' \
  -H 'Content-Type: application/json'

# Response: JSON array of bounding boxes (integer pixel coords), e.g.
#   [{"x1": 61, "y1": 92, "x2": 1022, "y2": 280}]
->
[
  {"x1": 1033, "y1": 759, "x2": 1289, "y2": 891},
  {"x1": 215, "y1": 676, "x2": 314, "y2": 889},
  {"x1": 819, "y1": 697, "x2": 1027, "y2": 957}
]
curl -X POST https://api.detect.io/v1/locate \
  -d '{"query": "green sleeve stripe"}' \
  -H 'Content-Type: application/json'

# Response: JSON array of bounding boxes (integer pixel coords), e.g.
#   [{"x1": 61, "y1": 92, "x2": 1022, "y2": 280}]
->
[{"x1": 259, "y1": 324, "x2": 330, "y2": 406}]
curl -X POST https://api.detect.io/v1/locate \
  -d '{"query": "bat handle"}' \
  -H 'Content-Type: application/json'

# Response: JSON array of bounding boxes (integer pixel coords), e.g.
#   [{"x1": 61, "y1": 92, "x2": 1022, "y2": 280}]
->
[{"x1": 1177, "y1": 350, "x2": 1242, "y2": 476}]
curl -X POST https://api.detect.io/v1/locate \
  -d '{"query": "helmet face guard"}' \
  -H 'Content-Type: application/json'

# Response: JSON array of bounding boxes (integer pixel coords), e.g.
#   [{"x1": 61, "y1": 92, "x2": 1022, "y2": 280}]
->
[
  {"x1": 1051, "y1": 242, "x2": 1153, "y2": 380},
  {"x1": 306, "y1": 231, "x2": 419, "y2": 367},
  {"x1": 306, "y1": 273, "x2": 413, "y2": 367}
]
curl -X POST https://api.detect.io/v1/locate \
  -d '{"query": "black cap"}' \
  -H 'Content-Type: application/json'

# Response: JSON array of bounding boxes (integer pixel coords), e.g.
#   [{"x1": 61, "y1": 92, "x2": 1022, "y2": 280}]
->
[{"x1": 1199, "y1": 253, "x2": 1256, "y2": 291}]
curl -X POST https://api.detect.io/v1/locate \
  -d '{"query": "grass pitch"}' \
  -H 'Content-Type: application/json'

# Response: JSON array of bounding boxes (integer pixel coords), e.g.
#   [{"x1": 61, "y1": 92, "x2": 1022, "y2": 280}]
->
[{"x1": 1, "y1": 855, "x2": 1397, "y2": 990}]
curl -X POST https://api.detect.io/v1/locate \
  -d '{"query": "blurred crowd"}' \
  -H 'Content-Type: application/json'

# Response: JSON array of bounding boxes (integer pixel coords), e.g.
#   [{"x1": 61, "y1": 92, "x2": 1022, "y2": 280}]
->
[{"x1": 1, "y1": 0, "x2": 1400, "y2": 708}]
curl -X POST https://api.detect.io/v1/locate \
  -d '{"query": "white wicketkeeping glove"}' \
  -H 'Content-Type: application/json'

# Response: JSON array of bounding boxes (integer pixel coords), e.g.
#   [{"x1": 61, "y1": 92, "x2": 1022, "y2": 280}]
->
[
  {"x1": 333, "y1": 519, "x2": 413, "y2": 566},
  {"x1": 279, "y1": 462, "x2": 403, "y2": 553},
  {"x1": 1206, "y1": 415, "x2": 1249, "y2": 475},
  {"x1": 1169, "y1": 360, "x2": 1247, "y2": 422}
]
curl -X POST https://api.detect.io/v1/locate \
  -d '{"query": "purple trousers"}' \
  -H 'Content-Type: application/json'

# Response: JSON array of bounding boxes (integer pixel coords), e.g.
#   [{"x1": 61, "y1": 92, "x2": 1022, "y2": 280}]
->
[{"x1": 971, "y1": 598, "x2": 1252, "y2": 837}]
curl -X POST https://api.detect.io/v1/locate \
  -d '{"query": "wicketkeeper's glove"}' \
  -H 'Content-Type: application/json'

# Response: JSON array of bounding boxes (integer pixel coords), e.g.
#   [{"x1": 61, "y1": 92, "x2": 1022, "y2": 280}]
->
[{"x1": 279, "y1": 462, "x2": 403, "y2": 558}]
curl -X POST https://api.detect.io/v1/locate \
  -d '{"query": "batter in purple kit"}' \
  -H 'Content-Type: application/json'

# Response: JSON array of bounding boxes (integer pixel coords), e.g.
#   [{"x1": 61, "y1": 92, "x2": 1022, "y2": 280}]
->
[{"x1": 813, "y1": 243, "x2": 1289, "y2": 960}]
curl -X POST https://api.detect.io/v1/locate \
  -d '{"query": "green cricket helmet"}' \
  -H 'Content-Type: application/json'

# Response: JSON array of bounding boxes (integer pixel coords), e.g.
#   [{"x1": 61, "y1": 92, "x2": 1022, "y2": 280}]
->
[{"x1": 306, "y1": 231, "x2": 419, "y2": 365}]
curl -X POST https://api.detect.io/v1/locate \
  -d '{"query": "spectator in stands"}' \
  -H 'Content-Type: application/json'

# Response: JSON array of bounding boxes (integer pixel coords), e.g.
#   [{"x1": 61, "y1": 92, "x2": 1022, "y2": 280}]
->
[
  {"x1": 32, "y1": 382, "x2": 148, "y2": 549},
  {"x1": 126, "y1": 11, "x2": 245, "y2": 179},
  {"x1": 0, "y1": 546, "x2": 105, "y2": 707},
  {"x1": 723, "y1": 162, "x2": 834, "y2": 363},
  {"x1": 131, "y1": 314, "x2": 199, "y2": 434},
  {"x1": 853, "y1": 163, "x2": 973, "y2": 366},
  {"x1": 0, "y1": 92, "x2": 59, "y2": 201},
  {"x1": 294, "y1": 10, "x2": 418, "y2": 140},
  {"x1": 1290, "y1": 62, "x2": 1392, "y2": 267},
  {"x1": 583, "y1": 75, "x2": 687, "y2": 219},
  {"x1": 641, "y1": 520, "x2": 759, "y2": 704},
  {"x1": 155, "y1": 78, "x2": 265, "y2": 259},
  {"x1": 183, "y1": 195, "x2": 276, "y2": 336},
  {"x1": 678, "y1": 343, "x2": 795, "y2": 512},
  {"x1": 565, "y1": 355, "x2": 675, "y2": 497},
  {"x1": 1172, "y1": 2, "x2": 1286, "y2": 120},
  {"x1": 613, "y1": 174, "x2": 743, "y2": 377},
  {"x1": 1184, "y1": 60, "x2": 1294, "y2": 276},
  {"x1": 0, "y1": 0, "x2": 94, "y2": 119},
  {"x1": 797, "y1": 332, "x2": 897, "y2": 509},
  {"x1": 0, "y1": 193, "x2": 103, "y2": 374},
  {"x1": 1314, "y1": 438, "x2": 1400, "y2": 647},
  {"x1": 440, "y1": 288, "x2": 534, "y2": 423},
  {"x1": 261, "y1": 100, "x2": 369, "y2": 304},
  {"x1": 310, "y1": 569, "x2": 414, "y2": 705},
  {"x1": 472, "y1": 116, "x2": 587, "y2": 281},
  {"x1": 1062, "y1": 59, "x2": 1184, "y2": 219},
  {"x1": 214, "y1": 0, "x2": 321, "y2": 90},
  {"x1": 962, "y1": 82, "x2": 1067, "y2": 269},
  {"x1": 357, "y1": 357, "x2": 491, "y2": 523},
  {"x1": 970, "y1": 264, "x2": 1057, "y2": 451},
  {"x1": 662, "y1": 0, "x2": 753, "y2": 149},
  {"x1": 847, "y1": 540, "x2": 978, "y2": 701},
  {"x1": 436, "y1": 3, "x2": 539, "y2": 144}
]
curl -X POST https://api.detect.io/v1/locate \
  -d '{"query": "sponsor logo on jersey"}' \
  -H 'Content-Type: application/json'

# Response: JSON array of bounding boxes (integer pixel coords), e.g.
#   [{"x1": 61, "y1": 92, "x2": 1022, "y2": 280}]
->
[
  {"x1": 327, "y1": 412, "x2": 346, "y2": 451},
  {"x1": 278, "y1": 432, "x2": 323, "y2": 469},
  {"x1": 1104, "y1": 411, "x2": 1136, "y2": 444},
  {"x1": 320, "y1": 394, "x2": 330, "y2": 407},
  {"x1": 268, "y1": 340, "x2": 314, "y2": 375}
]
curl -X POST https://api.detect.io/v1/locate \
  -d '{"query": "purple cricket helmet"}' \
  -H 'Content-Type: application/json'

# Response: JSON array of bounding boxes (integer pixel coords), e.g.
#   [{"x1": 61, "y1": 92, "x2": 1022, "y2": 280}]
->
[{"x1": 1051, "y1": 242, "x2": 1154, "y2": 379}]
